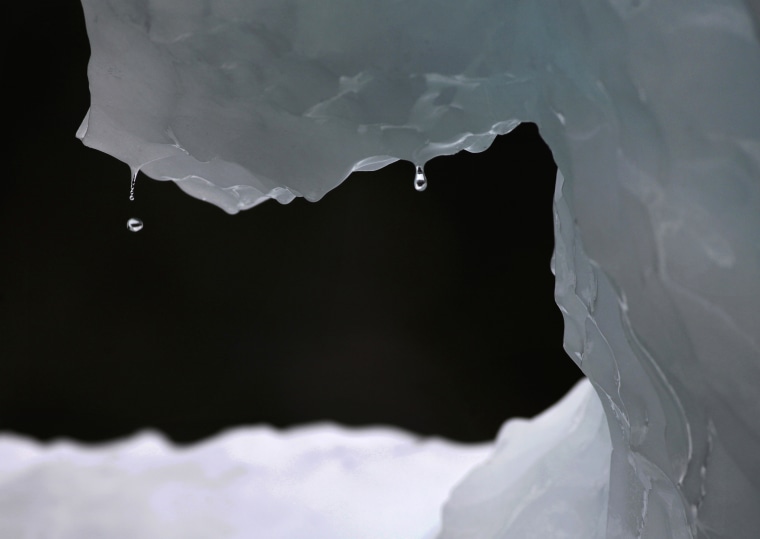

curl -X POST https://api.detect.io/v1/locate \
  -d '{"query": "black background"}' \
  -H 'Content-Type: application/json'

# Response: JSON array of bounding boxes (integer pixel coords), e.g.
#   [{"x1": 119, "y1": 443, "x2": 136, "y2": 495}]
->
[{"x1": 2, "y1": 3, "x2": 581, "y2": 444}]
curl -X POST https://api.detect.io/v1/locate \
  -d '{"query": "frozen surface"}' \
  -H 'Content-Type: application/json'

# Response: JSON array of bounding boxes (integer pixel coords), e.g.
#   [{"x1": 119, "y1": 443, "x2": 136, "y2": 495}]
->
[
  {"x1": 72, "y1": 0, "x2": 760, "y2": 538},
  {"x1": 0, "y1": 418, "x2": 491, "y2": 538},
  {"x1": 0, "y1": 381, "x2": 604, "y2": 539},
  {"x1": 440, "y1": 371, "x2": 610, "y2": 538}
]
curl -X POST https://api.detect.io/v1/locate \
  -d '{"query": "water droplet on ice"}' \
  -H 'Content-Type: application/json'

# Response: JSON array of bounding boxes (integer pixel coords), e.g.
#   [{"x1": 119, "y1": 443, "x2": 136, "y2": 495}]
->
[
  {"x1": 127, "y1": 218, "x2": 144, "y2": 232},
  {"x1": 414, "y1": 165, "x2": 427, "y2": 192}
]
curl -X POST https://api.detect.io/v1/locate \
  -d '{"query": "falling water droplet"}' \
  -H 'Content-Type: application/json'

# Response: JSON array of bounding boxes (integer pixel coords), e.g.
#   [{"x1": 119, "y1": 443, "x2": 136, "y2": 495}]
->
[
  {"x1": 127, "y1": 218, "x2": 144, "y2": 232},
  {"x1": 414, "y1": 165, "x2": 427, "y2": 192},
  {"x1": 129, "y1": 166, "x2": 139, "y2": 201}
]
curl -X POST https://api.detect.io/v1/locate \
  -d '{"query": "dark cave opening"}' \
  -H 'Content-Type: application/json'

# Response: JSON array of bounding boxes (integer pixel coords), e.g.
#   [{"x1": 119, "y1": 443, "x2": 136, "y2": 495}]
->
[{"x1": 2, "y1": 2, "x2": 582, "y2": 445}]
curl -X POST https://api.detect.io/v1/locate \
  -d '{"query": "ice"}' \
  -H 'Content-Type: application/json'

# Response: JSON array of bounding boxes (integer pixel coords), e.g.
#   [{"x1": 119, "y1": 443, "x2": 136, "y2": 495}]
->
[
  {"x1": 0, "y1": 382, "x2": 602, "y2": 538},
  {"x1": 440, "y1": 373, "x2": 610, "y2": 538},
  {"x1": 0, "y1": 422, "x2": 490, "y2": 538},
  {"x1": 63, "y1": 0, "x2": 760, "y2": 537}
]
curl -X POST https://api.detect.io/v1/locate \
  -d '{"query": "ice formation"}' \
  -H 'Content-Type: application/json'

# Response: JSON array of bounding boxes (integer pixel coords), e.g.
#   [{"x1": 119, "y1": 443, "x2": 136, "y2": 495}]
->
[
  {"x1": 0, "y1": 423, "x2": 492, "y2": 538},
  {"x1": 0, "y1": 381, "x2": 609, "y2": 538},
  {"x1": 9, "y1": 0, "x2": 758, "y2": 537}
]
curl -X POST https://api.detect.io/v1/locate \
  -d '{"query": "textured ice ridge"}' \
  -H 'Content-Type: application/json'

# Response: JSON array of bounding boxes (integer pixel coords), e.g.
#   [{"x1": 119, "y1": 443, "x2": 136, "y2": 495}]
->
[{"x1": 73, "y1": 1, "x2": 760, "y2": 538}]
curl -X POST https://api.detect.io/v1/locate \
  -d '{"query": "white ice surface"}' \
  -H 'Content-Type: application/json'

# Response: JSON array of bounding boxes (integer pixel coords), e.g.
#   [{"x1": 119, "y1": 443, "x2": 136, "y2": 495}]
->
[
  {"x1": 0, "y1": 424, "x2": 490, "y2": 538},
  {"x1": 0, "y1": 381, "x2": 596, "y2": 539}
]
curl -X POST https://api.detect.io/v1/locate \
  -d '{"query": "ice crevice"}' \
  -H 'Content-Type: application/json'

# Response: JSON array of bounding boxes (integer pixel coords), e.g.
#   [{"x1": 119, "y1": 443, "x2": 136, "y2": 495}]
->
[{"x1": 5, "y1": 0, "x2": 760, "y2": 538}]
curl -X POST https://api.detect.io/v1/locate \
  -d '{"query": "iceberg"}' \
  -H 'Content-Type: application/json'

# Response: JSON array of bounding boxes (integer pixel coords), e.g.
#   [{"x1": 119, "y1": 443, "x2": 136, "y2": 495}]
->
[{"x1": 4, "y1": 0, "x2": 758, "y2": 537}]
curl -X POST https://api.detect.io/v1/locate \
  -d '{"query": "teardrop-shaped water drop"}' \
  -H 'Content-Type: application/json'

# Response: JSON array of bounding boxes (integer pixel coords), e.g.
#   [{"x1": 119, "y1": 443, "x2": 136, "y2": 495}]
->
[
  {"x1": 414, "y1": 165, "x2": 427, "y2": 192},
  {"x1": 127, "y1": 218, "x2": 144, "y2": 232}
]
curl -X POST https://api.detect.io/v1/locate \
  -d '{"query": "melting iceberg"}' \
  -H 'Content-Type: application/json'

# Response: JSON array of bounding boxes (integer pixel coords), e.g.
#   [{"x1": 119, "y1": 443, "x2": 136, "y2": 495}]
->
[{"x1": 5, "y1": 0, "x2": 759, "y2": 537}]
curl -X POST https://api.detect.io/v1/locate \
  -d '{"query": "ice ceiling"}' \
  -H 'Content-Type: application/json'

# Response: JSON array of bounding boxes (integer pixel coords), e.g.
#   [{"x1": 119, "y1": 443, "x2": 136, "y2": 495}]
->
[{"x1": 31, "y1": 0, "x2": 760, "y2": 537}]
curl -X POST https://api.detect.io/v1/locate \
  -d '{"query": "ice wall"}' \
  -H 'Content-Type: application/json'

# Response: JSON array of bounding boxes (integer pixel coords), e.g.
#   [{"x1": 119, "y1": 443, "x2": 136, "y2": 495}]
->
[{"x1": 77, "y1": 1, "x2": 760, "y2": 537}]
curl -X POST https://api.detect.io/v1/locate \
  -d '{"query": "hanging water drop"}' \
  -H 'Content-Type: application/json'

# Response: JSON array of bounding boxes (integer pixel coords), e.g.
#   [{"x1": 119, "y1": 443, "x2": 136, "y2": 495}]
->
[
  {"x1": 127, "y1": 218, "x2": 144, "y2": 232},
  {"x1": 129, "y1": 166, "x2": 139, "y2": 201},
  {"x1": 414, "y1": 165, "x2": 427, "y2": 192},
  {"x1": 126, "y1": 167, "x2": 144, "y2": 232}
]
